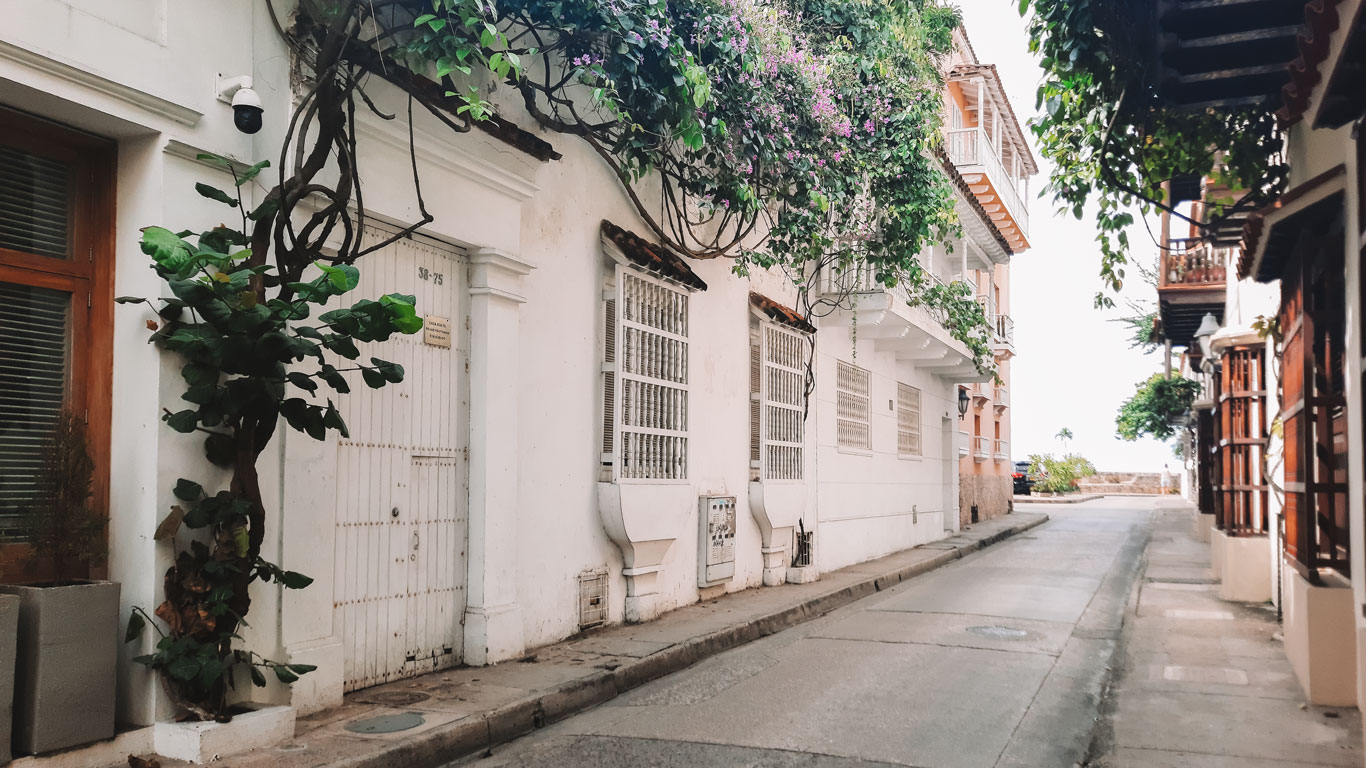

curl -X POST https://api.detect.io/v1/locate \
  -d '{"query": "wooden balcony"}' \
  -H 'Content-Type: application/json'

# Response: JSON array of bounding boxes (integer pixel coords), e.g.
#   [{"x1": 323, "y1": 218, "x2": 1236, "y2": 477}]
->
[
  {"x1": 1158, "y1": 238, "x2": 1228, "y2": 346},
  {"x1": 946, "y1": 126, "x2": 1030, "y2": 250}
]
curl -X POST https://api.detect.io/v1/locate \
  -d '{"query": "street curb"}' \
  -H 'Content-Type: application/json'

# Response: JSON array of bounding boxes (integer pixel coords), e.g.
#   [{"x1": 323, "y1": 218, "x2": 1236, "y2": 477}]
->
[
  {"x1": 327, "y1": 514, "x2": 1048, "y2": 768},
  {"x1": 1014, "y1": 493, "x2": 1106, "y2": 504}
]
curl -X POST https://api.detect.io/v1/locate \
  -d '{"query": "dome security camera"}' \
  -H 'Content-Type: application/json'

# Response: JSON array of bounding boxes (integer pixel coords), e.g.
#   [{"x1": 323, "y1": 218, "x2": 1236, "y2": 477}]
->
[
  {"x1": 231, "y1": 82, "x2": 263, "y2": 135},
  {"x1": 217, "y1": 75, "x2": 264, "y2": 135}
]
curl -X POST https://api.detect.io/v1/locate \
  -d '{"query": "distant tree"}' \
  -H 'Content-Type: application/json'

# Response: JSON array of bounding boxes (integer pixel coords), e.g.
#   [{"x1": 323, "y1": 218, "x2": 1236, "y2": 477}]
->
[
  {"x1": 1055, "y1": 427, "x2": 1073, "y2": 452},
  {"x1": 1116, "y1": 373, "x2": 1201, "y2": 441}
]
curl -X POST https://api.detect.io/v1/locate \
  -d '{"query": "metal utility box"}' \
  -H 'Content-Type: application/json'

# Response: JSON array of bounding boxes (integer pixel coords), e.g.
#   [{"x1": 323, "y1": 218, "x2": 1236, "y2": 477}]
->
[{"x1": 699, "y1": 496, "x2": 737, "y2": 586}]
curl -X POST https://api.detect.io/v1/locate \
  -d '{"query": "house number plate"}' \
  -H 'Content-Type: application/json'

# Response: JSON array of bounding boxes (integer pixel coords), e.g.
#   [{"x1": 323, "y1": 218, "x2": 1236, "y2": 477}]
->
[{"x1": 423, "y1": 315, "x2": 451, "y2": 348}]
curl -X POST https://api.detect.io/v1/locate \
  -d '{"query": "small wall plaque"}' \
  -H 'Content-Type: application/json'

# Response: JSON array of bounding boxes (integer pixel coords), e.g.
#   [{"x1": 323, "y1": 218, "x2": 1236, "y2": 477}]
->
[{"x1": 423, "y1": 315, "x2": 451, "y2": 348}]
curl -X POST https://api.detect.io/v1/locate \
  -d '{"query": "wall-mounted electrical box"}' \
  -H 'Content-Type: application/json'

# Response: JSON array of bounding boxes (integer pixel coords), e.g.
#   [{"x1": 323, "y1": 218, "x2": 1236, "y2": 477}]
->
[{"x1": 699, "y1": 496, "x2": 737, "y2": 586}]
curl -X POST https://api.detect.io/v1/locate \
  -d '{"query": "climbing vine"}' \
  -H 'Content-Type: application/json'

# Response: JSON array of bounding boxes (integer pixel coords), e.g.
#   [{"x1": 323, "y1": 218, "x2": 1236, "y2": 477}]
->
[
  {"x1": 1019, "y1": 0, "x2": 1286, "y2": 307},
  {"x1": 121, "y1": 159, "x2": 425, "y2": 718}
]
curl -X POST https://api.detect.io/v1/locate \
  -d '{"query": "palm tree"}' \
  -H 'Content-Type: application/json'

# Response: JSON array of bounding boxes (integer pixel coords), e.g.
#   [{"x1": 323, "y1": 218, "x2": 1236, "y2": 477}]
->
[{"x1": 1056, "y1": 427, "x2": 1073, "y2": 453}]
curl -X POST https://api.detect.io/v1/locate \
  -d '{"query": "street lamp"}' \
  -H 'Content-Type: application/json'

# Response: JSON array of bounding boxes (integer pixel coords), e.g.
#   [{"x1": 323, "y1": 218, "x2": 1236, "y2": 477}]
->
[
  {"x1": 957, "y1": 386, "x2": 970, "y2": 418},
  {"x1": 1194, "y1": 313, "x2": 1220, "y2": 370}
]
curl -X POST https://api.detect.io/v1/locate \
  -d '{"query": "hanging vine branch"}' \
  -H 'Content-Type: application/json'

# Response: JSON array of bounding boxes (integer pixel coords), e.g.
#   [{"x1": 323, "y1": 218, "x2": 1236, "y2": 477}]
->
[{"x1": 1020, "y1": 0, "x2": 1287, "y2": 307}]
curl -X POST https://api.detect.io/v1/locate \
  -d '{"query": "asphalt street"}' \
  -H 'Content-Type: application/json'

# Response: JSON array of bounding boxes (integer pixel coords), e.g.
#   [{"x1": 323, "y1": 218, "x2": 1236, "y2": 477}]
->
[{"x1": 453, "y1": 498, "x2": 1155, "y2": 768}]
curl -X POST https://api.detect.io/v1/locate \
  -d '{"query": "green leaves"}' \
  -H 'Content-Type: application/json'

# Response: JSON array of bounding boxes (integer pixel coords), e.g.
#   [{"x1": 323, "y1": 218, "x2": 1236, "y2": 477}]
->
[
  {"x1": 125, "y1": 611, "x2": 146, "y2": 643},
  {"x1": 194, "y1": 183, "x2": 239, "y2": 207},
  {"x1": 316, "y1": 262, "x2": 360, "y2": 293},
  {"x1": 1115, "y1": 373, "x2": 1202, "y2": 441},
  {"x1": 173, "y1": 478, "x2": 204, "y2": 501},
  {"x1": 140, "y1": 227, "x2": 195, "y2": 272}
]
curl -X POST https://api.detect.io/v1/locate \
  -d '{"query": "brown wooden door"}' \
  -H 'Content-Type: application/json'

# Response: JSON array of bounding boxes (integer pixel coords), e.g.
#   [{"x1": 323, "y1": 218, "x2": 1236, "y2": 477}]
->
[{"x1": 0, "y1": 107, "x2": 114, "y2": 579}]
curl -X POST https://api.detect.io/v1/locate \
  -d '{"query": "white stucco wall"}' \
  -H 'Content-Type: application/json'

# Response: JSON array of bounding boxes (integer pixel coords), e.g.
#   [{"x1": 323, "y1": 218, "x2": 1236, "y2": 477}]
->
[
  {"x1": 813, "y1": 324, "x2": 958, "y2": 572},
  {"x1": 0, "y1": 0, "x2": 986, "y2": 724}
]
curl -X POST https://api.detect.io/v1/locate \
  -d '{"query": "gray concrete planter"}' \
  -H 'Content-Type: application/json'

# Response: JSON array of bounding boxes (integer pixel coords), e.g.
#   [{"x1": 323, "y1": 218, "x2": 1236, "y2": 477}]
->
[
  {"x1": 0, "y1": 594, "x2": 18, "y2": 764},
  {"x1": 0, "y1": 581, "x2": 119, "y2": 755}
]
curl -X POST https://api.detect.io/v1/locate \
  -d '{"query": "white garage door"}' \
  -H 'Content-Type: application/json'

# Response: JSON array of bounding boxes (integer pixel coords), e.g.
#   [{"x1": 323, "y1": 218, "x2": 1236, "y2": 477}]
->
[{"x1": 333, "y1": 225, "x2": 469, "y2": 691}]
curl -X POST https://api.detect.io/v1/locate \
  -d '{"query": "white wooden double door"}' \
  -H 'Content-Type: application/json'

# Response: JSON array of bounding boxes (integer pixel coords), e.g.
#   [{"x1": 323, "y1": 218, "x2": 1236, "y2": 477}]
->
[{"x1": 333, "y1": 227, "x2": 469, "y2": 691}]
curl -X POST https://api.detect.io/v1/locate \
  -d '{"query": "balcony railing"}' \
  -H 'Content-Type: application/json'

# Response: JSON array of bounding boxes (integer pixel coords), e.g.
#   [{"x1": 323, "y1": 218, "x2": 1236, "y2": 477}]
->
[
  {"x1": 944, "y1": 126, "x2": 1030, "y2": 238},
  {"x1": 993, "y1": 439, "x2": 1009, "y2": 460},
  {"x1": 959, "y1": 430, "x2": 969, "y2": 456},
  {"x1": 976, "y1": 293, "x2": 996, "y2": 326},
  {"x1": 1160, "y1": 239, "x2": 1228, "y2": 290},
  {"x1": 994, "y1": 385, "x2": 1008, "y2": 408},
  {"x1": 973, "y1": 435, "x2": 990, "y2": 461},
  {"x1": 995, "y1": 313, "x2": 1014, "y2": 347}
]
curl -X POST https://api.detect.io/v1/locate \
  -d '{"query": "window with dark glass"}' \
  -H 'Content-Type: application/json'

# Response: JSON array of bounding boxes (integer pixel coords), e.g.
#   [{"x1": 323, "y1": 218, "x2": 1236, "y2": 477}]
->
[{"x1": 0, "y1": 108, "x2": 113, "y2": 548}]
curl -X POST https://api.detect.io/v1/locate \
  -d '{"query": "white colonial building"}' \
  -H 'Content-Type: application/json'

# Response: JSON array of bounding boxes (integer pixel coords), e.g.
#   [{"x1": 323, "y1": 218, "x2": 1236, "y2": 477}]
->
[{"x1": 0, "y1": 1, "x2": 1032, "y2": 756}]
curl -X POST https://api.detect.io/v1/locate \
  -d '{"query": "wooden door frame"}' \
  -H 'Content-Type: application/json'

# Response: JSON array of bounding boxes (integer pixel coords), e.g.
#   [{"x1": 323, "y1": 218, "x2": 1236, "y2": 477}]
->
[{"x1": 0, "y1": 107, "x2": 115, "y2": 581}]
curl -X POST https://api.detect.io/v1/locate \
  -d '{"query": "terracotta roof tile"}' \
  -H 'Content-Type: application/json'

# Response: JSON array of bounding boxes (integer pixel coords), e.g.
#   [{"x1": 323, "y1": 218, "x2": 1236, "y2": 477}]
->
[
  {"x1": 1238, "y1": 163, "x2": 1347, "y2": 280},
  {"x1": 601, "y1": 220, "x2": 708, "y2": 291},
  {"x1": 1277, "y1": 0, "x2": 1348, "y2": 127},
  {"x1": 749, "y1": 292, "x2": 816, "y2": 334}
]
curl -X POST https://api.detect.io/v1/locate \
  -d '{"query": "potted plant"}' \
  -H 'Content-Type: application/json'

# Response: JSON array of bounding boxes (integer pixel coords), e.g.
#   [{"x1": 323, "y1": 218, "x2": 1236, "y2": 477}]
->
[
  {"x1": 1, "y1": 411, "x2": 118, "y2": 754},
  {"x1": 0, "y1": 592, "x2": 17, "y2": 764}
]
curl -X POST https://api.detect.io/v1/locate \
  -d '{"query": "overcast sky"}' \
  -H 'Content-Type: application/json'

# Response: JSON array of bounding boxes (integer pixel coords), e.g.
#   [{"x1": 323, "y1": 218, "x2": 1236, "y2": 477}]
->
[{"x1": 958, "y1": 0, "x2": 1176, "y2": 472}]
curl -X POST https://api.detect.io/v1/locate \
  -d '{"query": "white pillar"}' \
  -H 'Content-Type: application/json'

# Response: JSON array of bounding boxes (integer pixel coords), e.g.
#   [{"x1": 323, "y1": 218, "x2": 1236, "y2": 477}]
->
[
  {"x1": 1341, "y1": 131, "x2": 1366, "y2": 707},
  {"x1": 463, "y1": 248, "x2": 535, "y2": 665}
]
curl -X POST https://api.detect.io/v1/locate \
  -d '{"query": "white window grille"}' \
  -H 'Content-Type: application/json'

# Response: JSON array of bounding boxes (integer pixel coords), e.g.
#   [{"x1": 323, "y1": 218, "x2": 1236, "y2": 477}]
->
[
  {"x1": 601, "y1": 268, "x2": 689, "y2": 481},
  {"x1": 751, "y1": 322, "x2": 808, "y2": 481},
  {"x1": 836, "y1": 361, "x2": 871, "y2": 451},
  {"x1": 897, "y1": 383, "x2": 922, "y2": 457}
]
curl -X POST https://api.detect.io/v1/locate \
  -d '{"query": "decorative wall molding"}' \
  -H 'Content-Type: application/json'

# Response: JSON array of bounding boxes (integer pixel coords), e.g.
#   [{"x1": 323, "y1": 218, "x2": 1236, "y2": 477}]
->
[
  {"x1": 353, "y1": 113, "x2": 540, "y2": 202},
  {"x1": 0, "y1": 39, "x2": 201, "y2": 126}
]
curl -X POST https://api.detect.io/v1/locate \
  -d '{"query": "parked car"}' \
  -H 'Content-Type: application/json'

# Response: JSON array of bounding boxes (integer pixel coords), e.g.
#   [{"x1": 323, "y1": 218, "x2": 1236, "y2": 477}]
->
[{"x1": 1013, "y1": 460, "x2": 1036, "y2": 495}]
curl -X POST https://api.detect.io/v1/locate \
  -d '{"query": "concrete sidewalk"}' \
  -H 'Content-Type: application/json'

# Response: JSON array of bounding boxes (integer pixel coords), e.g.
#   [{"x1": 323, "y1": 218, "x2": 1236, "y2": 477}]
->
[
  {"x1": 1088, "y1": 498, "x2": 1362, "y2": 766},
  {"x1": 200, "y1": 513, "x2": 1046, "y2": 768}
]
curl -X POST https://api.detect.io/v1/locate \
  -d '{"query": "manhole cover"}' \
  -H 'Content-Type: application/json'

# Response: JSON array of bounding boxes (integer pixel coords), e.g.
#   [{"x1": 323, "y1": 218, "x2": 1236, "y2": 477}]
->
[
  {"x1": 344, "y1": 712, "x2": 426, "y2": 734},
  {"x1": 966, "y1": 625, "x2": 1030, "y2": 640},
  {"x1": 359, "y1": 690, "x2": 431, "y2": 706}
]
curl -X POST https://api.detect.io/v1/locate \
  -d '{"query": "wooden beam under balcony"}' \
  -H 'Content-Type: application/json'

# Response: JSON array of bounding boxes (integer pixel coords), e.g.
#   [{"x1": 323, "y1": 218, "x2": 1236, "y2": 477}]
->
[{"x1": 1156, "y1": 0, "x2": 1307, "y2": 110}]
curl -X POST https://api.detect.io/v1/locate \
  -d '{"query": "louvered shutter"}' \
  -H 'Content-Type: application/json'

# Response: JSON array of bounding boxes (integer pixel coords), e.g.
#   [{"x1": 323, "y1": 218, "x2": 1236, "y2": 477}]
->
[
  {"x1": 602, "y1": 297, "x2": 617, "y2": 465},
  {"x1": 761, "y1": 324, "x2": 806, "y2": 480},
  {"x1": 0, "y1": 143, "x2": 72, "y2": 260},
  {"x1": 749, "y1": 335, "x2": 761, "y2": 474},
  {"x1": 0, "y1": 282, "x2": 71, "y2": 539},
  {"x1": 836, "y1": 361, "x2": 871, "y2": 450}
]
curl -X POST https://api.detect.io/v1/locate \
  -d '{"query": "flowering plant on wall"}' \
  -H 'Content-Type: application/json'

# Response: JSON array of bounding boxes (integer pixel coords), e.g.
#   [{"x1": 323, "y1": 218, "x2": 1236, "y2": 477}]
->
[{"x1": 352, "y1": 0, "x2": 992, "y2": 371}]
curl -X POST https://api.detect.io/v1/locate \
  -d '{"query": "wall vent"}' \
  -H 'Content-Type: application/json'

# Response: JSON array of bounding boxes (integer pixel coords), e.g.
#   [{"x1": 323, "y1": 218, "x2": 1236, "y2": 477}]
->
[
  {"x1": 792, "y1": 521, "x2": 814, "y2": 568},
  {"x1": 698, "y1": 496, "x2": 737, "y2": 586},
  {"x1": 578, "y1": 568, "x2": 608, "y2": 629}
]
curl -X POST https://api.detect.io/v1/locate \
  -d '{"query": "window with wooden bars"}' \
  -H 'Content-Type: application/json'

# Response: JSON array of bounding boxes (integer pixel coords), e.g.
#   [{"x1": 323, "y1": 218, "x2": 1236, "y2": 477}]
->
[
  {"x1": 1214, "y1": 346, "x2": 1268, "y2": 536},
  {"x1": 751, "y1": 321, "x2": 808, "y2": 481},
  {"x1": 836, "y1": 360, "x2": 870, "y2": 451},
  {"x1": 896, "y1": 383, "x2": 921, "y2": 457},
  {"x1": 601, "y1": 268, "x2": 689, "y2": 481},
  {"x1": 0, "y1": 109, "x2": 114, "y2": 555}
]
